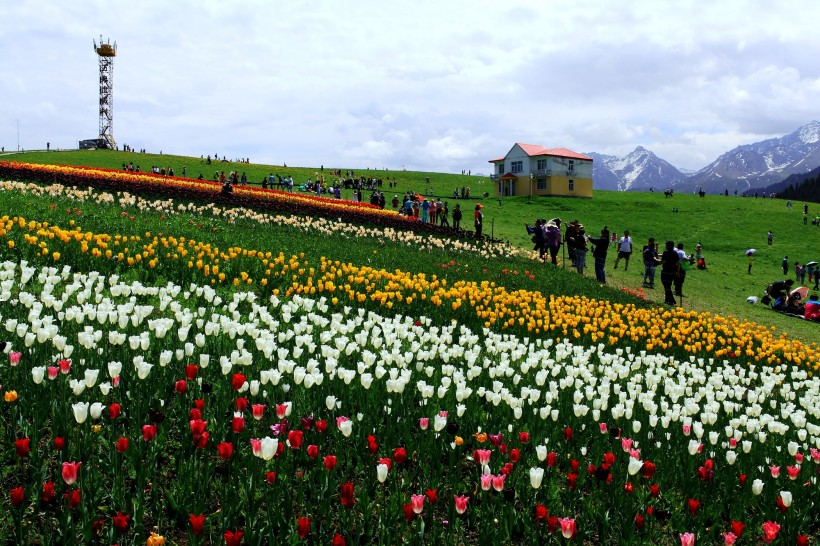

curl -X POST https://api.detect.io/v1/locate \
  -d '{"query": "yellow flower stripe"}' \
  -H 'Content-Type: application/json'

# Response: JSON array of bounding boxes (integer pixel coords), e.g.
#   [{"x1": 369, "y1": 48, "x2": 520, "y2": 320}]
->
[{"x1": 1, "y1": 215, "x2": 816, "y2": 369}]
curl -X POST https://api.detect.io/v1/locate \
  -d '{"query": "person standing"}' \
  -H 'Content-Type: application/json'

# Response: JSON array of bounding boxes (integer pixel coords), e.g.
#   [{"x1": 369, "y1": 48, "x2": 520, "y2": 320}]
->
[
  {"x1": 675, "y1": 243, "x2": 689, "y2": 295},
  {"x1": 545, "y1": 220, "x2": 562, "y2": 266},
  {"x1": 748, "y1": 252, "x2": 753, "y2": 275},
  {"x1": 526, "y1": 219, "x2": 546, "y2": 260},
  {"x1": 474, "y1": 204, "x2": 484, "y2": 239},
  {"x1": 589, "y1": 228, "x2": 610, "y2": 283},
  {"x1": 452, "y1": 204, "x2": 462, "y2": 230},
  {"x1": 660, "y1": 240, "x2": 681, "y2": 305},
  {"x1": 783, "y1": 256, "x2": 789, "y2": 275},
  {"x1": 574, "y1": 224, "x2": 588, "y2": 275},
  {"x1": 767, "y1": 230, "x2": 774, "y2": 245},
  {"x1": 613, "y1": 230, "x2": 633, "y2": 270},
  {"x1": 642, "y1": 238, "x2": 659, "y2": 288},
  {"x1": 440, "y1": 202, "x2": 449, "y2": 227},
  {"x1": 565, "y1": 220, "x2": 579, "y2": 268}
]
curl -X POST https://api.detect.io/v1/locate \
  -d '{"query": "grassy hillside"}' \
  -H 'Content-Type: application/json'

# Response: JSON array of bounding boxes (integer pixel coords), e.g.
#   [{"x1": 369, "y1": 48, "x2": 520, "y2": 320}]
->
[{"x1": 3, "y1": 148, "x2": 819, "y2": 345}]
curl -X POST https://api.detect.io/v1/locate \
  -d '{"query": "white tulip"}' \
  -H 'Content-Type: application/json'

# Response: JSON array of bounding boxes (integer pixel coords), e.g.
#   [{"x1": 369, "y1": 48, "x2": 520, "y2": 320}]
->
[
  {"x1": 31, "y1": 366, "x2": 46, "y2": 384},
  {"x1": 72, "y1": 402, "x2": 89, "y2": 424},
  {"x1": 529, "y1": 467, "x2": 544, "y2": 489},
  {"x1": 99, "y1": 382, "x2": 111, "y2": 395},
  {"x1": 434, "y1": 414, "x2": 447, "y2": 432},
  {"x1": 70, "y1": 379, "x2": 86, "y2": 396},
  {"x1": 536, "y1": 445, "x2": 547, "y2": 462},
  {"x1": 108, "y1": 361, "x2": 122, "y2": 379},
  {"x1": 84, "y1": 369, "x2": 99, "y2": 388},
  {"x1": 779, "y1": 491, "x2": 792, "y2": 507},
  {"x1": 627, "y1": 458, "x2": 643, "y2": 476},
  {"x1": 136, "y1": 362, "x2": 153, "y2": 380},
  {"x1": 632, "y1": 420, "x2": 641, "y2": 434},
  {"x1": 260, "y1": 437, "x2": 278, "y2": 460},
  {"x1": 788, "y1": 441, "x2": 799, "y2": 456},
  {"x1": 338, "y1": 419, "x2": 352, "y2": 437},
  {"x1": 376, "y1": 463, "x2": 389, "y2": 483},
  {"x1": 326, "y1": 395, "x2": 338, "y2": 411},
  {"x1": 752, "y1": 479, "x2": 764, "y2": 495},
  {"x1": 725, "y1": 450, "x2": 737, "y2": 465},
  {"x1": 90, "y1": 402, "x2": 106, "y2": 420}
]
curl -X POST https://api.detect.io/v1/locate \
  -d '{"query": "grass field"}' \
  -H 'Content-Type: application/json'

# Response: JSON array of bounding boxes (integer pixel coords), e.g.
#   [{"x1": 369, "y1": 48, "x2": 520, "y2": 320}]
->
[{"x1": 3, "y1": 148, "x2": 818, "y2": 346}]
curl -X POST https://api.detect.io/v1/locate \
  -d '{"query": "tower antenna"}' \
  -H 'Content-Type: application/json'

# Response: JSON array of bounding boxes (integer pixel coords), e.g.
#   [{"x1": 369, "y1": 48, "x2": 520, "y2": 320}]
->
[{"x1": 93, "y1": 36, "x2": 117, "y2": 149}]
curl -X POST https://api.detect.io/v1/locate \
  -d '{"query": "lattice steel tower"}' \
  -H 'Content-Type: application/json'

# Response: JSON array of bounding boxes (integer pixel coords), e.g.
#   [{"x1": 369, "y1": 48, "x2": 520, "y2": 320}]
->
[{"x1": 93, "y1": 36, "x2": 117, "y2": 149}]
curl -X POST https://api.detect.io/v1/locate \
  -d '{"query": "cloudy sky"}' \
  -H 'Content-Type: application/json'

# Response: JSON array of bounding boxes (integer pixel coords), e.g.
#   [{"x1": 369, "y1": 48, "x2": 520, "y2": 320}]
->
[{"x1": 2, "y1": 0, "x2": 820, "y2": 174}]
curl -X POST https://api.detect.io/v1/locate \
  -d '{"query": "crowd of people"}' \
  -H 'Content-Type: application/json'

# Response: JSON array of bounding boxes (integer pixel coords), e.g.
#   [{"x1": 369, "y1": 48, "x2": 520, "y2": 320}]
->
[
  {"x1": 764, "y1": 279, "x2": 820, "y2": 321},
  {"x1": 524, "y1": 219, "x2": 710, "y2": 306}
]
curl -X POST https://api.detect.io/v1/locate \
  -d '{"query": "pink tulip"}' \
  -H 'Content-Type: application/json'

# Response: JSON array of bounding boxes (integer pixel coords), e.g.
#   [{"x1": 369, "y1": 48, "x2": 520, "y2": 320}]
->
[
  {"x1": 769, "y1": 466, "x2": 780, "y2": 478},
  {"x1": 61, "y1": 461, "x2": 82, "y2": 485},
  {"x1": 722, "y1": 532, "x2": 737, "y2": 545},
  {"x1": 559, "y1": 518, "x2": 576, "y2": 539},
  {"x1": 454, "y1": 494, "x2": 469, "y2": 514},
  {"x1": 680, "y1": 532, "x2": 695, "y2": 546},
  {"x1": 810, "y1": 448, "x2": 820, "y2": 464},
  {"x1": 599, "y1": 422, "x2": 608, "y2": 434},
  {"x1": 621, "y1": 437, "x2": 633, "y2": 452},
  {"x1": 480, "y1": 474, "x2": 493, "y2": 491},
  {"x1": 682, "y1": 424, "x2": 691, "y2": 436},
  {"x1": 250, "y1": 438, "x2": 262, "y2": 457},
  {"x1": 47, "y1": 366, "x2": 59, "y2": 380},
  {"x1": 251, "y1": 404, "x2": 266, "y2": 420},
  {"x1": 419, "y1": 417, "x2": 429, "y2": 430},
  {"x1": 411, "y1": 494, "x2": 425, "y2": 514},
  {"x1": 492, "y1": 474, "x2": 506, "y2": 492},
  {"x1": 761, "y1": 521, "x2": 780, "y2": 543},
  {"x1": 9, "y1": 352, "x2": 21, "y2": 366},
  {"x1": 473, "y1": 449, "x2": 491, "y2": 466},
  {"x1": 786, "y1": 466, "x2": 800, "y2": 480}
]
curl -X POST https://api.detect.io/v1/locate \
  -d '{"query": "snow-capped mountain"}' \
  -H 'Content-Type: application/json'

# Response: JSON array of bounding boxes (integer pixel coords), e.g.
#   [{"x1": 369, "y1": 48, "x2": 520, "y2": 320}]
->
[
  {"x1": 588, "y1": 147, "x2": 688, "y2": 191},
  {"x1": 590, "y1": 121, "x2": 820, "y2": 194},
  {"x1": 680, "y1": 120, "x2": 820, "y2": 194}
]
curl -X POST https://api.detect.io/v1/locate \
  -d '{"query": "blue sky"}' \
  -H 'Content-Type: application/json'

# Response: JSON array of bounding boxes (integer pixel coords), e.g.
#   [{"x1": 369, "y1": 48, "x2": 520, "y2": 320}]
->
[{"x1": 2, "y1": 0, "x2": 820, "y2": 174}]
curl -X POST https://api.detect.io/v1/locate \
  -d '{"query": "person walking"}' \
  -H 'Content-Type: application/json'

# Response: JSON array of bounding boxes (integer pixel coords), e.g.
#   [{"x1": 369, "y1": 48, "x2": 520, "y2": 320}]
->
[
  {"x1": 545, "y1": 220, "x2": 562, "y2": 266},
  {"x1": 767, "y1": 230, "x2": 774, "y2": 245},
  {"x1": 452, "y1": 204, "x2": 462, "y2": 231},
  {"x1": 660, "y1": 240, "x2": 681, "y2": 305},
  {"x1": 613, "y1": 230, "x2": 633, "y2": 270}
]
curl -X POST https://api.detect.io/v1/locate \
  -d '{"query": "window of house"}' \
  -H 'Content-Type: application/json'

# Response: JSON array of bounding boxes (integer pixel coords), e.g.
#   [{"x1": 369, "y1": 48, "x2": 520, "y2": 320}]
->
[
  {"x1": 511, "y1": 161, "x2": 523, "y2": 173},
  {"x1": 537, "y1": 159, "x2": 547, "y2": 170},
  {"x1": 537, "y1": 178, "x2": 546, "y2": 190},
  {"x1": 568, "y1": 160, "x2": 575, "y2": 172},
  {"x1": 497, "y1": 163, "x2": 505, "y2": 174},
  {"x1": 568, "y1": 179, "x2": 575, "y2": 191}
]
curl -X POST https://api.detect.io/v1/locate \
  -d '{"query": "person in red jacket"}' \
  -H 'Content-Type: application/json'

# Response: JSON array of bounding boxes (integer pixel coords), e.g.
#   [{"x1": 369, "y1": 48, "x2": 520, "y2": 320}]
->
[{"x1": 805, "y1": 294, "x2": 820, "y2": 321}]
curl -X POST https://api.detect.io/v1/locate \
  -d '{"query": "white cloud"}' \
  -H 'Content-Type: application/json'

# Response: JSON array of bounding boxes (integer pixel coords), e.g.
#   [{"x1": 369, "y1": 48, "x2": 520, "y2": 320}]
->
[{"x1": 2, "y1": 0, "x2": 820, "y2": 173}]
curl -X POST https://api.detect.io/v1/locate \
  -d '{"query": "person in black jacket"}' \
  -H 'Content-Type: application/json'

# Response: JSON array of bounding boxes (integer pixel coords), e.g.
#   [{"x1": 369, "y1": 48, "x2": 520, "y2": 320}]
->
[
  {"x1": 660, "y1": 240, "x2": 680, "y2": 305},
  {"x1": 589, "y1": 228, "x2": 610, "y2": 283},
  {"x1": 526, "y1": 219, "x2": 546, "y2": 260}
]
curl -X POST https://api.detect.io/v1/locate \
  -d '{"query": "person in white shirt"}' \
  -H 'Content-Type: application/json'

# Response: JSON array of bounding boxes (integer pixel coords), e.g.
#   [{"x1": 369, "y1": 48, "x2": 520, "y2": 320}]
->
[{"x1": 613, "y1": 230, "x2": 633, "y2": 270}]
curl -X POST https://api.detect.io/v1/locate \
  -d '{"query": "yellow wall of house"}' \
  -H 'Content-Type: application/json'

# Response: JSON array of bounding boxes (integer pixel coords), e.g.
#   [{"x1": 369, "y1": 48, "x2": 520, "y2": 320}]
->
[{"x1": 494, "y1": 176, "x2": 593, "y2": 198}]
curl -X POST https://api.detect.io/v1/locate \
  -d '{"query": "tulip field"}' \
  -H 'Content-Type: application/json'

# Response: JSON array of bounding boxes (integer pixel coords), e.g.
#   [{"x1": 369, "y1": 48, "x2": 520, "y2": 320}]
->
[{"x1": 1, "y1": 164, "x2": 819, "y2": 545}]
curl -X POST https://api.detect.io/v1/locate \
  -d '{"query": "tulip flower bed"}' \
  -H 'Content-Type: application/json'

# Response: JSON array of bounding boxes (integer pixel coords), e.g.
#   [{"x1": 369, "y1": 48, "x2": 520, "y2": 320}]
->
[
  {"x1": 0, "y1": 161, "x2": 458, "y2": 237},
  {"x1": 1, "y1": 258, "x2": 819, "y2": 545}
]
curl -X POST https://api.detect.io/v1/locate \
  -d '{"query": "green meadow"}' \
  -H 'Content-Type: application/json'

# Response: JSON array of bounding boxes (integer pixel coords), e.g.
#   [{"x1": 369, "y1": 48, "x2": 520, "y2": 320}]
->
[{"x1": 3, "y1": 148, "x2": 819, "y2": 346}]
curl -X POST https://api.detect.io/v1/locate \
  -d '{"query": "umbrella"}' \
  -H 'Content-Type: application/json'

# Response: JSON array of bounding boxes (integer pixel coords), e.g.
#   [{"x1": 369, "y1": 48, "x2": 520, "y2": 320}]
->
[
  {"x1": 745, "y1": 248, "x2": 757, "y2": 256},
  {"x1": 790, "y1": 286, "x2": 809, "y2": 301},
  {"x1": 807, "y1": 261, "x2": 818, "y2": 267}
]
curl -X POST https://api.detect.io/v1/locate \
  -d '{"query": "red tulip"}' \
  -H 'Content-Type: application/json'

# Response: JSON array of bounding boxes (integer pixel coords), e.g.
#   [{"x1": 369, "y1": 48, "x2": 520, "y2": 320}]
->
[
  {"x1": 64, "y1": 488, "x2": 81, "y2": 509},
  {"x1": 635, "y1": 514, "x2": 645, "y2": 529},
  {"x1": 288, "y1": 430, "x2": 304, "y2": 449},
  {"x1": 731, "y1": 521, "x2": 744, "y2": 537},
  {"x1": 231, "y1": 416, "x2": 245, "y2": 434},
  {"x1": 341, "y1": 482, "x2": 355, "y2": 508},
  {"x1": 266, "y1": 471, "x2": 277, "y2": 484},
  {"x1": 235, "y1": 397, "x2": 248, "y2": 412},
  {"x1": 252, "y1": 404, "x2": 266, "y2": 420},
  {"x1": 54, "y1": 436, "x2": 66, "y2": 451},
  {"x1": 231, "y1": 373, "x2": 246, "y2": 390},
  {"x1": 547, "y1": 452, "x2": 558, "y2": 467},
  {"x1": 776, "y1": 495, "x2": 788, "y2": 513},
  {"x1": 58, "y1": 359, "x2": 71, "y2": 374},
  {"x1": 519, "y1": 431, "x2": 530, "y2": 444},
  {"x1": 297, "y1": 517, "x2": 310, "y2": 539},
  {"x1": 624, "y1": 482, "x2": 634, "y2": 494},
  {"x1": 641, "y1": 460, "x2": 656, "y2": 479},
  {"x1": 333, "y1": 533, "x2": 346, "y2": 546},
  {"x1": 509, "y1": 448, "x2": 520, "y2": 463},
  {"x1": 378, "y1": 457, "x2": 393, "y2": 471},
  {"x1": 142, "y1": 424, "x2": 157, "y2": 441},
  {"x1": 570, "y1": 459, "x2": 580, "y2": 472},
  {"x1": 535, "y1": 503, "x2": 548, "y2": 521},
  {"x1": 224, "y1": 529, "x2": 244, "y2": 546},
  {"x1": 195, "y1": 399, "x2": 205, "y2": 411},
  {"x1": 10, "y1": 485, "x2": 24, "y2": 508},
  {"x1": 190, "y1": 419, "x2": 207, "y2": 436},
  {"x1": 650, "y1": 484, "x2": 660, "y2": 498},
  {"x1": 175, "y1": 379, "x2": 188, "y2": 394},
  {"x1": 194, "y1": 431, "x2": 209, "y2": 449},
  {"x1": 116, "y1": 437, "x2": 129, "y2": 453},
  {"x1": 425, "y1": 488, "x2": 438, "y2": 504},
  {"x1": 189, "y1": 513, "x2": 206, "y2": 536},
  {"x1": 42, "y1": 481, "x2": 55, "y2": 503},
  {"x1": 393, "y1": 447, "x2": 407, "y2": 464},
  {"x1": 324, "y1": 455, "x2": 337, "y2": 471},
  {"x1": 61, "y1": 461, "x2": 82, "y2": 485},
  {"x1": 14, "y1": 438, "x2": 30, "y2": 458},
  {"x1": 604, "y1": 452, "x2": 615, "y2": 466},
  {"x1": 567, "y1": 473, "x2": 578, "y2": 490},
  {"x1": 315, "y1": 419, "x2": 328, "y2": 433},
  {"x1": 112, "y1": 511, "x2": 130, "y2": 533},
  {"x1": 403, "y1": 502, "x2": 415, "y2": 522},
  {"x1": 547, "y1": 515, "x2": 558, "y2": 533},
  {"x1": 688, "y1": 498, "x2": 700, "y2": 516},
  {"x1": 109, "y1": 403, "x2": 121, "y2": 419},
  {"x1": 797, "y1": 535, "x2": 809, "y2": 546},
  {"x1": 306, "y1": 444, "x2": 319, "y2": 459},
  {"x1": 738, "y1": 474, "x2": 747, "y2": 485},
  {"x1": 185, "y1": 364, "x2": 198, "y2": 380},
  {"x1": 761, "y1": 521, "x2": 780, "y2": 543},
  {"x1": 563, "y1": 427, "x2": 573, "y2": 441},
  {"x1": 217, "y1": 442, "x2": 233, "y2": 461}
]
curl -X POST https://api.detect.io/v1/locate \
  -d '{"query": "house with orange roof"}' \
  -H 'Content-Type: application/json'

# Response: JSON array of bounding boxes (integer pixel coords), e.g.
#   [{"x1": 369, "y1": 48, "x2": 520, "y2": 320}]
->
[{"x1": 489, "y1": 143, "x2": 593, "y2": 198}]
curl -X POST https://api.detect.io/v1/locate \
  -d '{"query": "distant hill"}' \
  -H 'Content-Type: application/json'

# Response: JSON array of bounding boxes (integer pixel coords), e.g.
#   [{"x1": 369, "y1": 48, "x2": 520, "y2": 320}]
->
[{"x1": 772, "y1": 164, "x2": 820, "y2": 203}]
